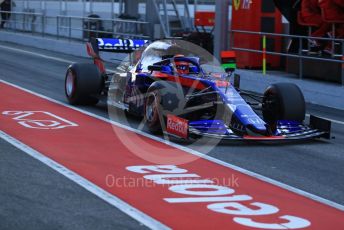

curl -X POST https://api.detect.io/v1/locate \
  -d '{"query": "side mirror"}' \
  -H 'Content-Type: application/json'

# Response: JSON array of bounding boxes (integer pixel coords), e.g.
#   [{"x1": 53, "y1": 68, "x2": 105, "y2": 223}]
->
[
  {"x1": 225, "y1": 67, "x2": 235, "y2": 74},
  {"x1": 148, "y1": 65, "x2": 162, "y2": 72}
]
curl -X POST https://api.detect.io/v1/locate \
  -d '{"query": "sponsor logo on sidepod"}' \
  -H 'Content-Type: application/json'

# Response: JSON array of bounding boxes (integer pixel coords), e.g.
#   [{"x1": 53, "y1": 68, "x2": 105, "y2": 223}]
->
[{"x1": 127, "y1": 165, "x2": 311, "y2": 229}]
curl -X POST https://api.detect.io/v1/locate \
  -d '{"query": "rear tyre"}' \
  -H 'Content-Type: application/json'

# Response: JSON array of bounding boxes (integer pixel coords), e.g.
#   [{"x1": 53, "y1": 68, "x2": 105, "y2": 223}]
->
[
  {"x1": 262, "y1": 83, "x2": 305, "y2": 125},
  {"x1": 65, "y1": 63, "x2": 102, "y2": 105}
]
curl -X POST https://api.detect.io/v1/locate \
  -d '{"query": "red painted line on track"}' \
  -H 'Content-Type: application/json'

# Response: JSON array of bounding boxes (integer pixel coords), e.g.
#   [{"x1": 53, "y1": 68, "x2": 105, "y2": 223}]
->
[{"x1": 1, "y1": 82, "x2": 344, "y2": 229}]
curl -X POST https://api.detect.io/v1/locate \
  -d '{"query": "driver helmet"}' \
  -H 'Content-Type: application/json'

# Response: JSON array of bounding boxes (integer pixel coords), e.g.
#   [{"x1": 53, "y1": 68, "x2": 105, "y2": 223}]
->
[{"x1": 174, "y1": 55, "x2": 190, "y2": 75}]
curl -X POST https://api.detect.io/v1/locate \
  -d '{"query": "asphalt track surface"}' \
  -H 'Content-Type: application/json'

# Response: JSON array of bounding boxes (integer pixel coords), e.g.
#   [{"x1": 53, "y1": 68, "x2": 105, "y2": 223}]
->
[{"x1": 1, "y1": 41, "x2": 344, "y2": 229}]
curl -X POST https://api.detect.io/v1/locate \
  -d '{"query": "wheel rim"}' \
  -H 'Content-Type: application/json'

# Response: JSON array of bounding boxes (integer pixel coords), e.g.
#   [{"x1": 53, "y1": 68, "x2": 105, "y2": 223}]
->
[
  {"x1": 146, "y1": 94, "x2": 157, "y2": 123},
  {"x1": 66, "y1": 70, "x2": 75, "y2": 97}
]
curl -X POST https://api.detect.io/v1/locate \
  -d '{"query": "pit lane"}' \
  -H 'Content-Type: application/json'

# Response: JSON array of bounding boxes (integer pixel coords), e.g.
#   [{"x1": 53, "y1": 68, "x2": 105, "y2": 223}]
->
[{"x1": 1, "y1": 41, "x2": 344, "y2": 229}]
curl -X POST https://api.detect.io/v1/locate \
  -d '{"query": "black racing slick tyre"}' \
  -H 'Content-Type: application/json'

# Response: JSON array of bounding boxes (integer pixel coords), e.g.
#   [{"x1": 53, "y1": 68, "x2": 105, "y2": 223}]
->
[
  {"x1": 144, "y1": 81, "x2": 186, "y2": 134},
  {"x1": 65, "y1": 63, "x2": 102, "y2": 105},
  {"x1": 144, "y1": 87, "x2": 163, "y2": 133},
  {"x1": 262, "y1": 83, "x2": 306, "y2": 124}
]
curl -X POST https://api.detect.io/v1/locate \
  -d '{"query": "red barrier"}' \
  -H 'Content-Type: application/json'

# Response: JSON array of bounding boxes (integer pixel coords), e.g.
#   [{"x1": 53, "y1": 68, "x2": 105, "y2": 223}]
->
[{"x1": 232, "y1": 0, "x2": 283, "y2": 68}]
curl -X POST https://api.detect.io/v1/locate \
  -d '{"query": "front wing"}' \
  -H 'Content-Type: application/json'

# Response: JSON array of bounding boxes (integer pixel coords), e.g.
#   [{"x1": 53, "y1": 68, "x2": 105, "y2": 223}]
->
[{"x1": 168, "y1": 115, "x2": 331, "y2": 142}]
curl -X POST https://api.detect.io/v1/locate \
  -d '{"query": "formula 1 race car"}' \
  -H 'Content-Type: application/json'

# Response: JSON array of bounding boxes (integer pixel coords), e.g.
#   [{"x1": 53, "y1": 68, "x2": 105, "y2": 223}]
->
[{"x1": 64, "y1": 38, "x2": 331, "y2": 141}]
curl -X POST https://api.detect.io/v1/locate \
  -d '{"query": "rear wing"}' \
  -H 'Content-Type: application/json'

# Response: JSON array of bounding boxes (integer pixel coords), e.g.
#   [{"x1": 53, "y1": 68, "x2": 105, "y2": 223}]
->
[
  {"x1": 87, "y1": 38, "x2": 149, "y2": 57},
  {"x1": 86, "y1": 38, "x2": 149, "y2": 73},
  {"x1": 98, "y1": 38, "x2": 149, "y2": 52}
]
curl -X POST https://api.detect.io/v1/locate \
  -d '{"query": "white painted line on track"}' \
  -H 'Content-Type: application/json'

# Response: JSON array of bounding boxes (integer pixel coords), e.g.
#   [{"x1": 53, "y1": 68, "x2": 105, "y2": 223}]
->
[
  {"x1": 1, "y1": 79, "x2": 344, "y2": 213},
  {"x1": 0, "y1": 43, "x2": 343, "y2": 124},
  {"x1": 0, "y1": 44, "x2": 117, "y2": 73},
  {"x1": 0, "y1": 44, "x2": 74, "y2": 64},
  {"x1": 0, "y1": 130, "x2": 170, "y2": 230}
]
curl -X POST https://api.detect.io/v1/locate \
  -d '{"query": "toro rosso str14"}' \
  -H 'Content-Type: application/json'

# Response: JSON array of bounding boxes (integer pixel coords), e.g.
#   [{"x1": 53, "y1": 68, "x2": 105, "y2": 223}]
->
[{"x1": 64, "y1": 39, "x2": 331, "y2": 141}]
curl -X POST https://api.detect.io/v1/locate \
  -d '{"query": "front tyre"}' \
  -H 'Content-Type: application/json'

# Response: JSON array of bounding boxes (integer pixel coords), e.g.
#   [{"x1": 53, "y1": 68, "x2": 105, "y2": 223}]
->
[
  {"x1": 65, "y1": 63, "x2": 102, "y2": 105},
  {"x1": 262, "y1": 83, "x2": 306, "y2": 125},
  {"x1": 144, "y1": 81, "x2": 186, "y2": 134},
  {"x1": 144, "y1": 88, "x2": 162, "y2": 133}
]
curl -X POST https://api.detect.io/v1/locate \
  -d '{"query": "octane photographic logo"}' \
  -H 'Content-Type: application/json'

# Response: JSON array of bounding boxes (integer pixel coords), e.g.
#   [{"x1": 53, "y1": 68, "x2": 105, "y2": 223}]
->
[{"x1": 107, "y1": 40, "x2": 226, "y2": 165}]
